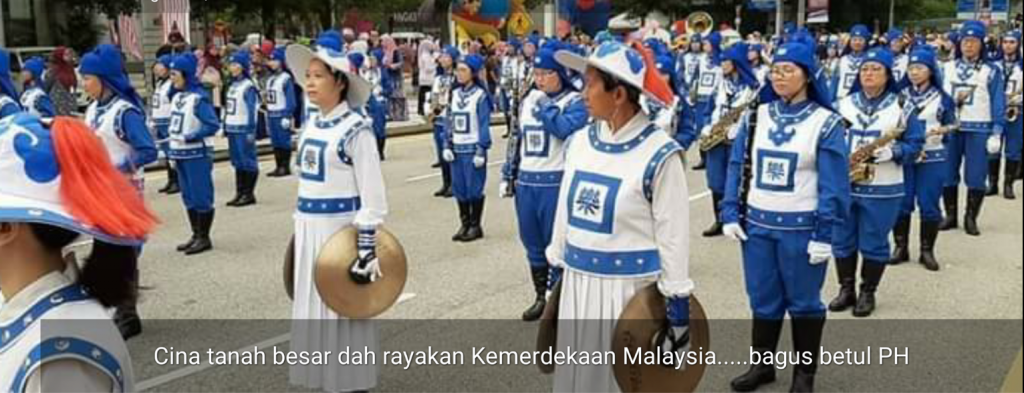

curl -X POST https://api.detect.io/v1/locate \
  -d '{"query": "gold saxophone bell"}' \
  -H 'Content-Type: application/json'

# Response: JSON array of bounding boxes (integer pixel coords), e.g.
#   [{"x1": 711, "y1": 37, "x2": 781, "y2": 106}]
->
[
  {"x1": 1009, "y1": 107, "x2": 1019, "y2": 122},
  {"x1": 850, "y1": 163, "x2": 876, "y2": 183}
]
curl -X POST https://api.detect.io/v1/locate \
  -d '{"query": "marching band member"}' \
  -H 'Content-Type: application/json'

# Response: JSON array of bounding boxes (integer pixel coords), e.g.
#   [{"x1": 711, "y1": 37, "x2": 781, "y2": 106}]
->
[
  {"x1": 831, "y1": 48, "x2": 924, "y2": 318},
  {"x1": 152, "y1": 55, "x2": 181, "y2": 195},
  {"x1": 831, "y1": 24, "x2": 872, "y2": 102},
  {"x1": 168, "y1": 53, "x2": 222, "y2": 256},
  {"x1": 549, "y1": 40, "x2": 692, "y2": 393},
  {"x1": 890, "y1": 48, "x2": 957, "y2": 272},
  {"x1": 18, "y1": 57, "x2": 56, "y2": 119},
  {"x1": 722, "y1": 41, "x2": 850, "y2": 393},
  {"x1": 642, "y1": 39, "x2": 682, "y2": 138},
  {"x1": 749, "y1": 44, "x2": 770, "y2": 85},
  {"x1": 0, "y1": 114, "x2": 158, "y2": 392},
  {"x1": 940, "y1": 21, "x2": 1006, "y2": 236},
  {"x1": 284, "y1": 42, "x2": 385, "y2": 393},
  {"x1": 887, "y1": 29, "x2": 910, "y2": 83},
  {"x1": 989, "y1": 30, "x2": 1022, "y2": 200},
  {"x1": 223, "y1": 50, "x2": 261, "y2": 207},
  {"x1": 430, "y1": 46, "x2": 460, "y2": 198},
  {"x1": 364, "y1": 50, "x2": 390, "y2": 160},
  {"x1": 700, "y1": 43, "x2": 760, "y2": 238},
  {"x1": 692, "y1": 32, "x2": 724, "y2": 172},
  {"x1": 500, "y1": 41, "x2": 588, "y2": 322},
  {"x1": 80, "y1": 44, "x2": 158, "y2": 338},
  {"x1": 266, "y1": 47, "x2": 298, "y2": 178},
  {"x1": 681, "y1": 35, "x2": 705, "y2": 95},
  {"x1": 443, "y1": 54, "x2": 492, "y2": 243},
  {"x1": 0, "y1": 49, "x2": 21, "y2": 120}
]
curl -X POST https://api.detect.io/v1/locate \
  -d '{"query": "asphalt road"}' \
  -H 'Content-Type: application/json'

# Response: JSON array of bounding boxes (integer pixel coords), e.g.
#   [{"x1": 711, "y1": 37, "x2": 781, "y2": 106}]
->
[{"x1": 123, "y1": 127, "x2": 1023, "y2": 393}]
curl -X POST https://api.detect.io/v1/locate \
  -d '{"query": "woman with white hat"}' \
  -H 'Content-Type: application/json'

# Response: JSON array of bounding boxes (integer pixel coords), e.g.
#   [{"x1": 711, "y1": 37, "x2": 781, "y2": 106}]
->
[
  {"x1": 0, "y1": 114, "x2": 159, "y2": 391},
  {"x1": 548, "y1": 40, "x2": 693, "y2": 392},
  {"x1": 443, "y1": 54, "x2": 492, "y2": 243},
  {"x1": 285, "y1": 42, "x2": 386, "y2": 393}
]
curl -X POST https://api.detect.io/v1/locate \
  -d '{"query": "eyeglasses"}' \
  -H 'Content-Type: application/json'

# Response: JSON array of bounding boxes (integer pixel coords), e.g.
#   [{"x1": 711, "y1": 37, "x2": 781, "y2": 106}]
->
[{"x1": 769, "y1": 66, "x2": 802, "y2": 79}]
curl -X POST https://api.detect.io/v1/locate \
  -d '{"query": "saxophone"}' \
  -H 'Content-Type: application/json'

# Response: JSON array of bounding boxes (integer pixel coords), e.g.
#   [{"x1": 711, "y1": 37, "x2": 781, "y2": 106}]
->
[
  {"x1": 699, "y1": 95, "x2": 758, "y2": 152},
  {"x1": 849, "y1": 125, "x2": 907, "y2": 183},
  {"x1": 426, "y1": 75, "x2": 451, "y2": 124},
  {"x1": 503, "y1": 62, "x2": 535, "y2": 196},
  {"x1": 1007, "y1": 87, "x2": 1022, "y2": 122}
]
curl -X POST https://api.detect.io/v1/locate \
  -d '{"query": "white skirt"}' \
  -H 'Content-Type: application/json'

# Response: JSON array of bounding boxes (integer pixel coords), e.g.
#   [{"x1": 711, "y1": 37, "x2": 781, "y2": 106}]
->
[
  {"x1": 554, "y1": 269, "x2": 654, "y2": 393},
  {"x1": 290, "y1": 213, "x2": 379, "y2": 392}
]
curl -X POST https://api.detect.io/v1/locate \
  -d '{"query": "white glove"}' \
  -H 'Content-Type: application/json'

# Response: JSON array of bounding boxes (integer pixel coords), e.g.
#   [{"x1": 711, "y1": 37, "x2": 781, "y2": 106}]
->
[
  {"x1": 473, "y1": 155, "x2": 486, "y2": 168},
  {"x1": 700, "y1": 125, "x2": 712, "y2": 137},
  {"x1": 443, "y1": 149, "x2": 455, "y2": 163},
  {"x1": 807, "y1": 241, "x2": 834, "y2": 265},
  {"x1": 727, "y1": 125, "x2": 740, "y2": 141},
  {"x1": 723, "y1": 223, "x2": 748, "y2": 242},
  {"x1": 281, "y1": 118, "x2": 292, "y2": 130},
  {"x1": 873, "y1": 146, "x2": 894, "y2": 163},
  {"x1": 499, "y1": 181, "x2": 512, "y2": 198},
  {"x1": 926, "y1": 134, "x2": 944, "y2": 147},
  {"x1": 545, "y1": 246, "x2": 568, "y2": 269},
  {"x1": 987, "y1": 136, "x2": 1002, "y2": 155},
  {"x1": 349, "y1": 249, "x2": 383, "y2": 284}
]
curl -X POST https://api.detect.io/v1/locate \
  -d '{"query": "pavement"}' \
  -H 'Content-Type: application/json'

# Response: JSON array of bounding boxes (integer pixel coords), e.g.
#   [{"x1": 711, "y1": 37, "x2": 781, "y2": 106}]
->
[{"x1": 110, "y1": 124, "x2": 1021, "y2": 392}]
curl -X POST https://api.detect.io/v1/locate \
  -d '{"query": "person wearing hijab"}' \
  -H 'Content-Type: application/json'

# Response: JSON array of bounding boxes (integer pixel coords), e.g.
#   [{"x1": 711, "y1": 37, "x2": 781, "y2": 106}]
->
[
  {"x1": 18, "y1": 57, "x2": 56, "y2": 118},
  {"x1": 223, "y1": 50, "x2": 261, "y2": 208},
  {"x1": 500, "y1": 40, "x2": 588, "y2": 322},
  {"x1": 167, "y1": 53, "x2": 222, "y2": 256},
  {"x1": 700, "y1": 42, "x2": 760, "y2": 238},
  {"x1": 45, "y1": 47, "x2": 79, "y2": 116},
  {"x1": 0, "y1": 114, "x2": 158, "y2": 393},
  {"x1": 890, "y1": 48, "x2": 957, "y2": 272},
  {"x1": 0, "y1": 48, "x2": 22, "y2": 120},
  {"x1": 443, "y1": 54, "x2": 492, "y2": 242},
  {"x1": 152, "y1": 54, "x2": 180, "y2": 195},
  {"x1": 692, "y1": 32, "x2": 724, "y2": 172},
  {"x1": 749, "y1": 43, "x2": 770, "y2": 85},
  {"x1": 831, "y1": 48, "x2": 925, "y2": 318},
  {"x1": 988, "y1": 30, "x2": 1022, "y2": 200},
  {"x1": 832, "y1": 24, "x2": 872, "y2": 102},
  {"x1": 265, "y1": 46, "x2": 298, "y2": 178},
  {"x1": 430, "y1": 46, "x2": 460, "y2": 198},
  {"x1": 721, "y1": 40, "x2": 850, "y2": 393},
  {"x1": 381, "y1": 35, "x2": 407, "y2": 122},
  {"x1": 79, "y1": 44, "x2": 159, "y2": 339},
  {"x1": 940, "y1": 21, "x2": 1006, "y2": 236}
]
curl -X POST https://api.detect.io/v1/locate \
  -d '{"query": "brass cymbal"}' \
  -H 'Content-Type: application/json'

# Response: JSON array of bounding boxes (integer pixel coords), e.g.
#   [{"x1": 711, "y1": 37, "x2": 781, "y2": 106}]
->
[
  {"x1": 284, "y1": 235, "x2": 295, "y2": 300},
  {"x1": 314, "y1": 226, "x2": 408, "y2": 319},
  {"x1": 536, "y1": 279, "x2": 562, "y2": 375}
]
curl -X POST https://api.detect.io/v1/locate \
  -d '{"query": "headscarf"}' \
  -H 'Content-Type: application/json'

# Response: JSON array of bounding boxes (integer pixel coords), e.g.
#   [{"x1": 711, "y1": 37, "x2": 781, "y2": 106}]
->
[
  {"x1": 78, "y1": 44, "x2": 146, "y2": 110},
  {"x1": 850, "y1": 47, "x2": 898, "y2": 96},
  {"x1": 844, "y1": 24, "x2": 872, "y2": 56},
  {"x1": 707, "y1": 31, "x2": 723, "y2": 65},
  {"x1": 382, "y1": 35, "x2": 397, "y2": 66},
  {"x1": 456, "y1": 54, "x2": 492, "y2": 107},
  {"x1": 902, "y1": 47, "x2": 952, "y2": 104},
  {"x1": 229, "y1": 50, "x2": 252, "y2": 79},
  {"x1": 957, "y1": 20, "x2": 987, "y2": 60},
  {"x1": 49, "y1": 47, "x2": 78, "y2": 89},
  {"x1": 534, "y1": 41, "x2": 574, "y2": 91},
  {"x1": 22, "y1": 57, "x2": 47, "y2": 88},
  {"x1": 722, "y1": 43, "x2": 760, "y2": 90},
  {"x1": 0, "y1": 49, "x2": 19, "y2": 102},
  {"x1": 168, "y1": 53, "x2": 204, "y2": 100},
  {"x1": 761, "y1": 42, "x2": 833, "y2": 111}
]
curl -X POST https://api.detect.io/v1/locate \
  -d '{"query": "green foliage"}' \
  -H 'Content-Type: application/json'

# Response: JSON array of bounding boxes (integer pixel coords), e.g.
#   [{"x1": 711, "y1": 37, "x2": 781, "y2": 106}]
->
[{"x1": 54, "y1": 0, "x2": 140, "y2": 16}]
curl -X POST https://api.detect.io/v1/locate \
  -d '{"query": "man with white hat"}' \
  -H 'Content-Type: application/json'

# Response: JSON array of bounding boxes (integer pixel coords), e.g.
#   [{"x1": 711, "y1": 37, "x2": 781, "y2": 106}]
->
[{"x1": 548, "y1": 40, "x2": 693, "y2": 392}]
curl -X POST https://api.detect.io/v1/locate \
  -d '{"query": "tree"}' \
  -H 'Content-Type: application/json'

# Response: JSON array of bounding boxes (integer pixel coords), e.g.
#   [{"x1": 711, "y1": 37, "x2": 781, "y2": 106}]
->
[{"x1": 54, "y1": 0, "x2": 140, "y2": 16}]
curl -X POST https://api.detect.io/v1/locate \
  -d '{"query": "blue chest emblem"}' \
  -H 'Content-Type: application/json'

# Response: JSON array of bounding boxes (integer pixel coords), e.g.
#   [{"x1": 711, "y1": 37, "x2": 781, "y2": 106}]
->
[
  {"x1": 567, "y1": 171, "x2": 622, "y2": 234},
  {"x1": 768, "y1": 126, "x2": 796, "y2": 147}
]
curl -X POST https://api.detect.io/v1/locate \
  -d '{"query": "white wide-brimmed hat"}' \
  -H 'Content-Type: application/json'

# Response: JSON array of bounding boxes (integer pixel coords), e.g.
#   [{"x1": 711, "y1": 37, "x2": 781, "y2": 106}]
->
[
  {"x1": 554, "y1": 40, "x2": 674, "y2": 105},
  {"x1": 286, "y1": 44, "x2": 371, "y2": 108}
]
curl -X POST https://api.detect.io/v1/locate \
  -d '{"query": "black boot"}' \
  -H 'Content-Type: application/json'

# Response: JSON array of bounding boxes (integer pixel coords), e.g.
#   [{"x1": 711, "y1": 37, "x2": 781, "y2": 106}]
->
[
  {"x1": 114, "y1": 306, "x2": 143, "y2": 340},
  {"x1": 702, "y1": 194, "x2": 724, "y2": 237},
  {"x1": 226, "y1": 170, "x2": 244, "y2": 207},
  {"x1": 462, "y1": 198, "x2": 485, "y2": 242},
  {"x1": 452, "y1": 202, "x2": 471, "y2": 242},
  {"x1": 889, "y1": 216, "x2": 911, "y2": 264},
  {"x1": 434, "y1": 167, "x2": 452, "y2": 197},
  {"x1": 853, "y1": 261, "x2": 886, "y2": 318},
  {"x1": 730, "y1": 318, "x2": 784, "y2": 392},
  {"x1": 789, "y1": 317, "x2": 826, "y2": 393},
  {"x1": 522, "y1": 267, "x2": 549, "y2": 322},
  {"x1": 1005, "y1": 161, "x2": 1018, "y2": 200},
  {"x1": 693, "y1": 152, "x2": 707, "y2": 171},
  {"x1": 163, "y1": 165, "x2": 180, "y2": 195},
  {"x1": 828, "y1": 256, "x2": 858, "y2": 312},
  {"x1": 964, "y1": 189, "x2": 985, "y2": 237},
  {"x1": 176, "y1": 210, "x2": 199, "y2": 252},
  {"x1": 280, "y1": 150, "x2": 293, "y2": 176},
  {"x1": 986, "y1": 159, "x2": 1001, "y2": 196},
  {"x1": 159, "y1": 165, "x2": 175, "y2": 193},
  {"x1": 919, "y1": 220, "x2": 941, "y2": 272},
  {"x1": 267, "y1": 150, "x2": 287, "y2": 177},
  {"x1": 234, "y1": 172, "x2": 258, "y2": 207},
  {"x1": 938, "y1": 187, "x2": 959, "y2": 231},
  {"x1": 184, "y1": 210, "x2": 214, "y2": 255}
]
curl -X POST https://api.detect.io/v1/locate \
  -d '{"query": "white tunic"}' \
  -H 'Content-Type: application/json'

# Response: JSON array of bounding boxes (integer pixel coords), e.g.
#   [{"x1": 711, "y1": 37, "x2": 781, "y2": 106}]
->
[
  {"x1": 942, "y1": 59, "x2": 1000, "y2": 132},
  {"x1": 835, "y1": 53, "x2": 866, "y2": 101},
  {"x1": 19, "y1": 87, "x2": 49, "y2": 119},
  {"x1": 904, "y1": 87, "x2": 949, "y2": 163},
  {"x1": 547, "y1": 113, "x2": 692, "y2": 393},
  {"x1": 265, "y1": 72, "x2": 293, "y2": 117},
  {"x1": 290, "y1": 102, "x2": 387, "y2": 393},
  {"x1": 0, "y1": 272, "x2": 133, "y2": 393},
  {"x1": 85, "y1": 97, "x2": 142, "y2": 178},
  {"x1": 837, "y1": 92, "x2": 909, "y2": 197},
  {"x1": 518, "y1": 89, "x2": 583, "y2": 178},
  {"x1": 223, "y1": 78, "x2": 259, "y2": 134},
  {"x1": 447, "y1": 85, "x2": 488, "y2": 153},
  {"x1": 150, "y1": 79, "x2": 174, "y2": 127},
  {"x1": 168, "y1": 91, "x2": 213, "y2": 160},
  {"x1": 705, "y1": 77, "x2": 758, "y2": 140}
]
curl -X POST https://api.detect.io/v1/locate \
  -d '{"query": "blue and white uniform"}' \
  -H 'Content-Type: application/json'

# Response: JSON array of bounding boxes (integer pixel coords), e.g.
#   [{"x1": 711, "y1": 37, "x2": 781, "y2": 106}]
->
[
  {"x1": 151, "y1": 71, "x2": 175, "y2": 157},
  {"x1": 942, "y1": 43, "x2": 1006, "y2": 192},
  {"x1": 431, "y1": 61, "x2": 457, "y2": 190},
  {"x1": 996, "y1": 36, "x2": 1022, "y2": 164},
  {"x1": 900, "y1": 82, "x2": 956, "y2": 223},
  {"x1": 18, "y1": 58, "x2": 55, "y2": 119},
  {"x1": 831, "y1": 25, "x2": 873, "y2": 103},
  {"x1": 445, "y1": 79, "x2": 492, "y2": 202},
  {"x1": 224, "y1": 73, "x2": 260, "y2": 173},
  {"x1": 266, "y1": 49, "x2": 298, "y2": 151},
  {"x1": 169, "y1": 54, "x2": 222, "y2": 214}
]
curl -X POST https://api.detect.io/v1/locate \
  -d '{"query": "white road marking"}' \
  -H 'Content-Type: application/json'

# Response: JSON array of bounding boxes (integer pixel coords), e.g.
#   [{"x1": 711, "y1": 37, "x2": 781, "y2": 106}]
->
[
  {"x1": 136, "y1": 293, "x2": 418, "y2": 392},
  {"x1": 405, "y1": 160, "x2": 508, "y2": 183}
]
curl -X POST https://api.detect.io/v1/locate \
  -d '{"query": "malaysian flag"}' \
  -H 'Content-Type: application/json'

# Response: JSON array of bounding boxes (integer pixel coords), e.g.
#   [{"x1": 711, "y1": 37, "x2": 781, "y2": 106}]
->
[{"x1": 162, "y1": 0, "x2": 192, "y2": 44}]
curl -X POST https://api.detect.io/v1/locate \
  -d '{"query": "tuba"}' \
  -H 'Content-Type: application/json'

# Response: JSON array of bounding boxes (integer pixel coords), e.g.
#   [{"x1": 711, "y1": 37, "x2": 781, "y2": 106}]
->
[
  {"x1": 686, "y1": 12, "x2": 714, "y2": 37},
  {"x1": 1007, "y1": 87, "x2": 1022, "y2": 122}
]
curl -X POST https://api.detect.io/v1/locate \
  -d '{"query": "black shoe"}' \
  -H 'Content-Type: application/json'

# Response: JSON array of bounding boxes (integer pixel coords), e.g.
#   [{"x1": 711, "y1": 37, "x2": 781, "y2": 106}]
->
[
  {"x1": 227, "y1": 171, "x2": 244, "y2": 207},
  {"x1": 114, "y1": 307, "x2": 142, "y2": 340},
  {"x1": 829, "y1": 256, "x2": 858, "y2": 312},
  {"x1": 939, "y1": 187, "x2": 959, "y2": 231},
  {"x1": 431, "y1": 162, "x2": 442, "y2": 169},
  {"x1": 522, "y1": 267, "x2": 549, "y2": 322},
  {"x1": 692, "y1": 161, "x2": 707, "y2": 171},
  {"x1": 789, "y1": 317, "x2": 826, "y2": 393},
  {"x1": 452, "y1": 202, "x2": 471, "y2": 242},
  {"x1": 889, "y1": 216, "x2": 911, "y2": 264},
  {"x1": 164, "y1": 166, "x2": 181, "y2": 195},
  {"x1": 234, "y1": 172, "x2": 258, "y2": 207},
  {"x1": 919, "y1": 220, "x2": 941, "y2": 272},
  {"x1": 176, "y1": 210, "x2": 198, "y2": 252},
  {"x1": 853, "y1": 261, "x2": 886, "y2": 318},
  {"x1": 986, "y1": 160, "x2": 1001, "y2": 196},
  {"x1": 1005, "y1": 161, "x2": 1018, "y2": 200},
  {"x1": 964, "y1": 189, "x2": 985, "y2": 237},
  {"x1": 731, "y1": 319, "x2": 783, "y2": 392},
  {"x1": 280, "y1": 150, "x2": 292, "y2": 176},
  {"x1": 462, "y1": 198, "x2": 485, "y2": 242},
  {"x1": 184, "y1": 210, "x2": 214, "y2": 255},
  {"x1": 267, "y1": 150, "x2": 288, "y2": 177},
  {"x1": 434, "y1": 184, "x2": 452, "y2": 198},
  {"x1": 702, "y1": 194, "x2": 724, "y2": 237}
]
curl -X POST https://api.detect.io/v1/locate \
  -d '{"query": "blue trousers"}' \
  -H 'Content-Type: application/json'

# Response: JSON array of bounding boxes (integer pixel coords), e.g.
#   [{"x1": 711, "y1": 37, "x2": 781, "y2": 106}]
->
[
  {"x1": 835, "y1": 196, "x2": 902, "y2": 262},
  {"x1": 515, "y1": 184, "x2": 560, "y2": 268},
  {"x1": 268, "y1": 115, "x2": 292, "y2": 150},
  {"x1": 704, "y1": 143, "x2": 731, "y2": 195},
  {"x1": 1004, "y1": 118, "x2": 1023, "y2": 161},
  {"x1": 946, "y1": 132, "x2": 990, "y2": 191},
  {"x1": 154, "y1": 124, "x2": 170, "y2": 155},
  {"x1": 742, "y1": 225, "x2": 828, "y2": 320},
  {"x1": 901, "y1": 161, "x2": 947, "y2": 222},
  {"x1": 227, "y1": 133, "x2": 259, "y2": 173},
  {"x1": 452, "y1": 153, "x2": 487, "y2": 202},
  {"x1": 175, "y1": 157, "x2": 214, "y2": 212},
  {"x1": 433, "y1": 124, "x2": 452, "y2": 184}
]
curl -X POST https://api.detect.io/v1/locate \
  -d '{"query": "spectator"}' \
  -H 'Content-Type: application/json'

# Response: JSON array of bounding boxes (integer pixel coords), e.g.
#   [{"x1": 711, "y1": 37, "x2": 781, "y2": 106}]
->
[
  {"x1": 381, "y1": 35, "x2": 407, "y2": 122},
  {"x1": 417, "y1": 40, "x2": 438, "y2": 117},
  {"x1": 45, "y1": 47, "x2": 79, "y2": 115},
  {"x1": 156, "y1": 32, "x2": 190, "y2": 58},
  {"x1": 199, "y1": 44, "x2": 224, "y2": 116}
]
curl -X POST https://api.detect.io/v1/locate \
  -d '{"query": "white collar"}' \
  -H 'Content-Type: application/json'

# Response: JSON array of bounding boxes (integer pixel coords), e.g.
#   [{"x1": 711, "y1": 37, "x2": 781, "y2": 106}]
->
[
  {"x1": 598, "y1": 111, "x2": 650, "y2": 143},
  {"x1": 0, "y1": 271, "x2": 73, "y2": 322}
]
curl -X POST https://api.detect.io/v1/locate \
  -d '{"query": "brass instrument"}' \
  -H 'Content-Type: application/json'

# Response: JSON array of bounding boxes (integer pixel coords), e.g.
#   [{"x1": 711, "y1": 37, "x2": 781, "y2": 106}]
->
[
  {"x1": 686, "y1": 12, "x2": 714, "y2": 37},
  {"x1": 426, "y1": 75, "x2": 452, "y2": 124},
  {"x1": 916, "y1": 125, "x2": 958, "y2": 163},
  {"x1": 503, "y1": 61, "x2": 535, "y2": 196},
  {"x1": 1007, "y1": 87, "x2": 1022, "y2": 122},
  {"x1": 699, "y1": 96, "x2": 758, "y2": 152},
  {"x1": 850, "y1": 126, "x2": 906, "y2": 183}
]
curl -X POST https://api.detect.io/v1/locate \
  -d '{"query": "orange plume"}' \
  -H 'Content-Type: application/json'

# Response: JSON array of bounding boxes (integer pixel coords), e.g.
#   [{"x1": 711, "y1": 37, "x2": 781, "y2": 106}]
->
[
  {"x1": 50, "y1": 117, "x2": 159, "y2": 240},
  {"x1": 632, "y1": 41, "x2": 675, "y2": 105}
]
